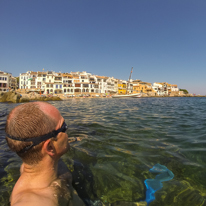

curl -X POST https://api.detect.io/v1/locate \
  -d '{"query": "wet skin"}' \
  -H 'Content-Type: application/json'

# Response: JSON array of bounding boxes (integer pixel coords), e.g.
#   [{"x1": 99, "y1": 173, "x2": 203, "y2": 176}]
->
[{"x1": 10, "y1": 102, "x2": 85, "y2": 206}]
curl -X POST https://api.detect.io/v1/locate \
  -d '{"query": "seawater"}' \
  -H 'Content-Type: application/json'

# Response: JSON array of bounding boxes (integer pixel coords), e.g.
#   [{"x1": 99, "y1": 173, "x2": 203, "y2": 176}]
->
[{"x1": 0, "y1": 97, "x2": 206, "y2": 206}]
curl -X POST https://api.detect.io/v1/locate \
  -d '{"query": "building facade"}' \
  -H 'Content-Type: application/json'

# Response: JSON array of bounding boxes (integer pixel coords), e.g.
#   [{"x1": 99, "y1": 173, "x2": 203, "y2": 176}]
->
[
  {"x1": 0, "y1": 71, "x2": 17, "y2": 92},
  {"x1": 19, "y1": 71, "x2": 119, "y2": 95},
  {"x1": 18, "y1": 70, "x2": 180, "y2": 96}
]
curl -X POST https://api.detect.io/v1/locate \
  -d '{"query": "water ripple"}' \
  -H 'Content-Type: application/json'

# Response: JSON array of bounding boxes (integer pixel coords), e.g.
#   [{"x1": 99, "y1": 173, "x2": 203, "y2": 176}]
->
[{"x1": 0, "y1": 98, "x2": 206, "y2": 205}]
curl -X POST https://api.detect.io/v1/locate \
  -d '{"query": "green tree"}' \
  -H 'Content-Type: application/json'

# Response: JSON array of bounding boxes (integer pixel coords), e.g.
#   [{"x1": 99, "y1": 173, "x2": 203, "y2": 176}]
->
[{"x1": 179, "y1": 89, "x2": 189, "y2": 94}]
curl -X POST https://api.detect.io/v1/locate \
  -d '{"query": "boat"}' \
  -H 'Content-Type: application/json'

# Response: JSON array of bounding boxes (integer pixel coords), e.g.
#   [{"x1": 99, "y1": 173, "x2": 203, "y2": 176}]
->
[
  {"x1": 112, "y1": 93, "x2": 141, "y2": 98},
  {"x1": 112, "y1": 67, "x2": 142, "y2": 98}
]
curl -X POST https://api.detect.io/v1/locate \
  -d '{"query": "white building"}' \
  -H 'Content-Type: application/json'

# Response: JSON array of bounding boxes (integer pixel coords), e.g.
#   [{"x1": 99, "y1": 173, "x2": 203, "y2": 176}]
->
[
  {"x1": 19, "y1": 71, "x2": 33, "y2": 89},
  {"x1": 96, "y1": 76, "x2": 108, "y2": 93},
  {"x1": 0, "y1": 71, "x2": 17, "y2": 92},
  {"x1": 106, "y1": 77, "x2": 118, "y2": 93},
  {"x1": 171, "y1": 84, "x2": 179, "y2": 92},
  {"x1": 152, "y1": 83, "x2": 164, "y2": 96},
  {"x1": 19, "y1": 70, "x2": 119, "y2": 95}
]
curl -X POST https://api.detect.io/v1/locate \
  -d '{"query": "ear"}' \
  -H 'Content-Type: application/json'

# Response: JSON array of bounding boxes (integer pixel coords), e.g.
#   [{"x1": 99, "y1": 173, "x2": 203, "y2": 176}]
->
[{"x1": 42, "y1": 139, "x2": 56, "y2": 157}]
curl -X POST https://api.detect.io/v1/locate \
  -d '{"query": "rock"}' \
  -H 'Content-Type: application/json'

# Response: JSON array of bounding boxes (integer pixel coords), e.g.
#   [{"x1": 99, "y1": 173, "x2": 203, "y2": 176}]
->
[
  {"x1": 34, "y1": 96, "x2": 62, "y2": 101},
  {"x1": 150, "y1": 180, "x2": 206, "y2": 206},
  {"x1": 90, "y1": 162, "x2": 145, "y2": 203},
  {"x1": 0, "y1": 91, "x2": 21, "y2": 103},
  {"x1": 19, "y1": 97, "x2": 30, "y2": 103},
  {"x1": 0, "y1": 91, "x2": 62, "y2": 103}
]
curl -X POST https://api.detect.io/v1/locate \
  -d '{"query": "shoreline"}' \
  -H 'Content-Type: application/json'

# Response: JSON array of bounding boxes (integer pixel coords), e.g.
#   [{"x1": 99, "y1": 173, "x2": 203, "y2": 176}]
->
[
  {"x1": 1, "y1": 91, "x2": 206, "y2": 104},
  {"x1": 59, "y1": 95, "x2": 206, "y2": 101},
  {"x1": 17, "y1": 93, "x2": 206, "y2": 100}
]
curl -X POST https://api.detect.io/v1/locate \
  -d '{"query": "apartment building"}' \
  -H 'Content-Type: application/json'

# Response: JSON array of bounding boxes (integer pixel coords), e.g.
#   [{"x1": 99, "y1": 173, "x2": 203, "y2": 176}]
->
[
  {"x1": 170, "y1": 84, "x2": 179, "y2": 96},
  {"x1": 152, "y1": 82, "x2": 179, "y2": 96},
  {"x1": 133, "y1": 80, "x2": 155, "y2": 95},
  {"x1": 161, "y1": 82, "x2": 171, "y2": 95},
  {"x1": 118, "y1": 80, "x2": 127, "y2": 94},
  {"x1": 117, "y1": 79, "x2": 133, "y2": 94},
  {"x1": 96, "y1": 76, "x2": 108, "y2": 93},
  {"x1": 171, "y1": 84, "x2": 178, "y2": 92},
  {"x1": 106, "y1": 77, "x2": 118, "y2": 94},
  {"x1": 10, "y1": 76, "x2": 17, "y2": 90},
  {"x1": 152, "y1": 82, "x2": 164, "y2": 96},
  {"x1": 19, "y1": 70, "x2": 119, "y2": 95},
  {"x1": 132, "y1": 79, "x2": 141, "y2": 94},
  {"x1": 0, "y1": 71, "x2": 17, "y2": 92},
  {"x1": 20, "y1": 71, "x2": 35, "y2": 89}
]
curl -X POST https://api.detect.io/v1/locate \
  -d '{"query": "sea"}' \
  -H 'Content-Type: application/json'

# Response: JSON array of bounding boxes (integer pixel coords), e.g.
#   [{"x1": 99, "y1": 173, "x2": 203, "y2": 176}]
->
[{"x1": 0, "y1": 97, "x2": 206, "y2": 206}]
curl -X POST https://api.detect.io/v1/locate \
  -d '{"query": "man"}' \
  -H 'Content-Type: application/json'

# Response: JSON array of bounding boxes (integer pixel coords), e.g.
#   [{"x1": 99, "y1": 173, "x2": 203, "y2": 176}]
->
[{"x1": 5, "y1": 102, "x2": 85, "y2": 206}]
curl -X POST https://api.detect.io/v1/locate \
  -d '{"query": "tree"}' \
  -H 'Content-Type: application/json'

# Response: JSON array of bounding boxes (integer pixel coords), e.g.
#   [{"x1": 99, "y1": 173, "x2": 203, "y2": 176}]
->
[{"x1": 179, "y1": 89, "x2": 189, "y2": 94}]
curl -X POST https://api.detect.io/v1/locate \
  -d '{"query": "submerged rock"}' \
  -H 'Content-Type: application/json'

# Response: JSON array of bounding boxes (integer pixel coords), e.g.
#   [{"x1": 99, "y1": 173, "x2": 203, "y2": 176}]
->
[
  {"x1": 150, "y1": 180, "x2": 206, "y2": 206},
  {"x1": 90, "y1": 162, "x2": 145, "y2": 204}
]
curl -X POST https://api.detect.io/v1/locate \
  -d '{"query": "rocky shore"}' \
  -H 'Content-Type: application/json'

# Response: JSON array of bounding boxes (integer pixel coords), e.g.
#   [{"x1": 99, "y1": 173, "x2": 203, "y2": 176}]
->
[
  {"x1": 0, "y1": 91, "x2": 205, "y2": 103},
  {"x1": 0, "y1": 91, "x2": 62, "y2": 103}
]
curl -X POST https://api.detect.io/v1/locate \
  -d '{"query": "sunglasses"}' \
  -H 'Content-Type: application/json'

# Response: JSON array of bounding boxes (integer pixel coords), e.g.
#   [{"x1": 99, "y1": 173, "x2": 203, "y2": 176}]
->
[{"x1": 6, "y1": 121, "x2": 68, "y2": 153}]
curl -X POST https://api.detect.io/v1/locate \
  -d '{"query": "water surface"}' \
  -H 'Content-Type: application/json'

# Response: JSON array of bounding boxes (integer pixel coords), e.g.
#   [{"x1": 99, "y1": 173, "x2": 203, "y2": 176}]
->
[{"x1": 0, "y1": 97, "x2": 206, "y2": 206}]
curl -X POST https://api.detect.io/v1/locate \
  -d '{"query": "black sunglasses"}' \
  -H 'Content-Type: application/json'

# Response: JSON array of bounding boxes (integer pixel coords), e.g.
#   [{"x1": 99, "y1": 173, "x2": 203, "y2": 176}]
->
[{"x1": 6, "y1": 121, "x2": 68, "y2": 153}]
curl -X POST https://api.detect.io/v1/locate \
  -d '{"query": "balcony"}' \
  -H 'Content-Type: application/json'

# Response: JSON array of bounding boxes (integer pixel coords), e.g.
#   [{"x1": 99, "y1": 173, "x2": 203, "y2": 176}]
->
[{"x1": 54, "y1": 77, "x2": 62, "y2": 81}]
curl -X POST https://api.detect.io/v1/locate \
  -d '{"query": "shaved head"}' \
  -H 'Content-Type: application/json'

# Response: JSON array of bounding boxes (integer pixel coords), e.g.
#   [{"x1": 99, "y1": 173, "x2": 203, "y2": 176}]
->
[{"x1": 5, "y1": 102, "x2": 59, "y2": 164}]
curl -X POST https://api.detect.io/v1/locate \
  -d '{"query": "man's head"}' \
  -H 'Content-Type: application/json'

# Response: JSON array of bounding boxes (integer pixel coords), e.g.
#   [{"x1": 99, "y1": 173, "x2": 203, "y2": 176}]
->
[{"x1": 5, "y1": 102, "x2": 69, "y2": 165}]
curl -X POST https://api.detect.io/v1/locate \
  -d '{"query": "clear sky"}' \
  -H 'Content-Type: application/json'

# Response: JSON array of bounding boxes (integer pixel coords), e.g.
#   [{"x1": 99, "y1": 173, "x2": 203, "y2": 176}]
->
[{"x1": 1, "y1": 0, "x2": 206, "y2": 94}]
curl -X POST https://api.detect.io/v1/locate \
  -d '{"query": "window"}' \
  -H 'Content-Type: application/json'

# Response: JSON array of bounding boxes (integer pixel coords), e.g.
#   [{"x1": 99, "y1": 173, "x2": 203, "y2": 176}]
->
[
  {"x1": 75, "y1": 84, "x2": 81, "y2": 87},
  {"x1": 56, "y1": 85, "x2": 58, "y2": 89},
  {"x1": 5, "y1": 77, "x2": 7, "y2": 81},
  {"x1": 60, "y1": 85, "x2": 62, "y2": 89}
]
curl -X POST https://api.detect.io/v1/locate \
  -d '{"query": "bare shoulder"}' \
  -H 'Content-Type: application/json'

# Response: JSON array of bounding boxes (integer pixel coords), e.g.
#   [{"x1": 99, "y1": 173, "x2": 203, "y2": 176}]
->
[{"x1": 11, "y1": 190, "x2": 56, "y2": 206}]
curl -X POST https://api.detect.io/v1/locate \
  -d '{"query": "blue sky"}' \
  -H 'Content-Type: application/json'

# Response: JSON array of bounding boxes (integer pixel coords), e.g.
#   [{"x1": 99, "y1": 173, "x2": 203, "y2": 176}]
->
[{"x1": 1, "y1": 0, "x2": 206, "y2": 94}]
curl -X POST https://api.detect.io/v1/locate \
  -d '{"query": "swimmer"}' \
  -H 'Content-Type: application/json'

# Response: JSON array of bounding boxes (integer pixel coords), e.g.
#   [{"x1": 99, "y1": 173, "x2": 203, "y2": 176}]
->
[{"x1": 5, "y1": 102, "x2": 85, "y2": 206}]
